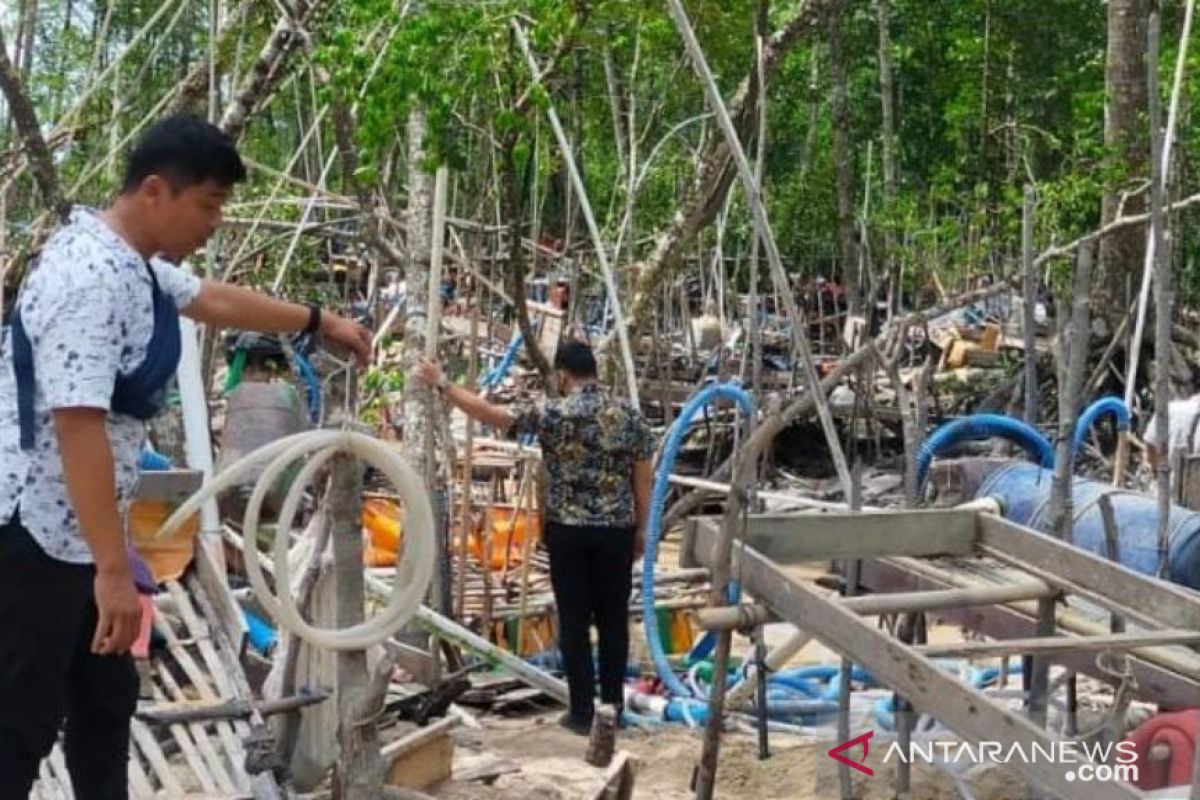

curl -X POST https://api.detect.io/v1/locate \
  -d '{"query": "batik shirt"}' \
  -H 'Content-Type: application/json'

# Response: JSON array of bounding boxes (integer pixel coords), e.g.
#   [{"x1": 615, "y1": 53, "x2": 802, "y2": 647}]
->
[
  {"x1": 512, "y1": 383, "x2": 655, "y2": 528},
  {"x1": 0, "y1": 207, "x2": 201, "y2": 563}
]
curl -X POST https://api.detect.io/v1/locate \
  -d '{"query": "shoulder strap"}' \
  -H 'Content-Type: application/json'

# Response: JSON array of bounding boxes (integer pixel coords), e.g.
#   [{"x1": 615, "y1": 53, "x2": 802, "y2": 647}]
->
[
  {"x1": 143, "y1": 260, "x2": 163, "y2": 294},
  {"x1": 10, "y1": 311, "x2": 37, "y2": 450}
]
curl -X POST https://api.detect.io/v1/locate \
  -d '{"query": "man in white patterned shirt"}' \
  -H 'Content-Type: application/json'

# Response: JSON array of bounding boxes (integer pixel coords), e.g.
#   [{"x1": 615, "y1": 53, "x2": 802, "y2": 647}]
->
[{"x1": 0, "y1": 115, "x2": 371, "y2": 798}]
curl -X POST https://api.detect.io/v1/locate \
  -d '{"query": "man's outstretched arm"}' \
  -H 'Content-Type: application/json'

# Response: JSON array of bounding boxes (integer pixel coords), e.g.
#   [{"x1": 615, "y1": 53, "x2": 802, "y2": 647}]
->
[{"x1": 415, "y1": 358, "x2": 514, "y2": 432}]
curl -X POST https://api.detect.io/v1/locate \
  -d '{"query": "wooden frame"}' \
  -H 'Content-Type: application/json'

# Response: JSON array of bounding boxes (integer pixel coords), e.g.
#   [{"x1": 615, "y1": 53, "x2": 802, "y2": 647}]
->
[{"x1": 686, "y1": 510, "x2": 1200, "y2": 800}]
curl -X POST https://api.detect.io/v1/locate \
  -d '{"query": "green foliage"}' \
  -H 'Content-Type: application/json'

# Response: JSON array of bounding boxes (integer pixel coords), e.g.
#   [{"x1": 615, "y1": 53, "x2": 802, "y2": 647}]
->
[{"x1": 6, "y1": 0, "x2": 1200, "y2": 312}]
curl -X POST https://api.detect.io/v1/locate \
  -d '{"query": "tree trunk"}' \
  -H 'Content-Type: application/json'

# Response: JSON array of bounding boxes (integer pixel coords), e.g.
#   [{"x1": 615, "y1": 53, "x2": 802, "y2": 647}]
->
[
  {"x1": 877, "y1": 0, "x2": 897, "y2": 201},
  {"x1": 829, "y1": 0, "x2": 858, "y2": 314},
  {"x1": 219, "y1": 0, "x2": 322, "y2": 141},
  {"x1": 0, "y1": 24, "x2": 68, "y2": 221},
  {"x1": 630, "y1": 0, "x2": 835, "y2": 329},
  {"x1": 1097, "y1": 0, "x2": 1150, "y2": 320},
  {"x1": 799, "y1": 47, "x2": 821, "y2": 179},
  {"x1": 500, "y1": 137, "x2": 555, "y2": 385},
  {"x1": 877, "y1": 0, "x2": 898, "y2": 314},
  {"x1": 401, "y1": 106, "x2": 435, "y2": 476},
  {"x1": 19, "y1": 0, "x2": 39, "y2": 79}
]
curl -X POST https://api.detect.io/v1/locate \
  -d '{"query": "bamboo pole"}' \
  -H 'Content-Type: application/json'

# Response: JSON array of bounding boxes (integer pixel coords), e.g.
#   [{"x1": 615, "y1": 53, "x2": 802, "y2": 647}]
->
[
  {"x1": 511, "y1": 21, "x2": 641, "y2": 410},
  {"x1": 663, "y1": 0, "x2": 854, "y2": 501},
  {"x1": 1124, "y1": 0, "x2": 1195, "y2": 411}
]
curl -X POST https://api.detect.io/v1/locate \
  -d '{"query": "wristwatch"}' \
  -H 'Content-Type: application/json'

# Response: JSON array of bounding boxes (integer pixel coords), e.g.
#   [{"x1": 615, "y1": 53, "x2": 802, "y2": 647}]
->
[
  {"x1": 302, "y1": 303, "x2": 322, "y2": 337},
  {"x1": 435, "y1": 375, "x2": 450, "y2": 394}
]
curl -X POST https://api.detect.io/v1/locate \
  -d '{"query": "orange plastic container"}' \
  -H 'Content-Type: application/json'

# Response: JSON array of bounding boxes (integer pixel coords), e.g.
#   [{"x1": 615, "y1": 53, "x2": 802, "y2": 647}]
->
[
  {"x1": 128, "y1": 500, "x2": 199, "y2": 584},
  {"x1": 470, "y1": 505, "x2": 541, "y2": 570},
  {"x1": 362, "y1": 498, "x2": 404, "y2": 549}
]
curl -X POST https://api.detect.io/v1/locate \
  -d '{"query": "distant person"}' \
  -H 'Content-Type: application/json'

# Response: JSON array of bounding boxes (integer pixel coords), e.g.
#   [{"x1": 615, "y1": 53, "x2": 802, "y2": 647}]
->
[
  {"x1": 1144, "y1": 395, "x2": 1200, "y2": 470},
  {"x1": 416, "y1": 342, "x2": 654, "y2": 734},
  {"x1": 691, "y1": 299, "x2": 725, "y2": 351}
]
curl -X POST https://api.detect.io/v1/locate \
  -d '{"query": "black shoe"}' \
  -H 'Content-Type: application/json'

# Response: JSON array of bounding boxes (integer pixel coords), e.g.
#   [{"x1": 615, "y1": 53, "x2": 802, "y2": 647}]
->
[{"x1": 557, "y1": 712, "x2": 592, "y2": 736}]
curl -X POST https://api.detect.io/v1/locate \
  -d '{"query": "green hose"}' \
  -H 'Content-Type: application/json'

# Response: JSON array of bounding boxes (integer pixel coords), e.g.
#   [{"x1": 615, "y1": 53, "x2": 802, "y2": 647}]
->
[{"x1": 224, "y1": 348, "x2": 247, "y2": 395}]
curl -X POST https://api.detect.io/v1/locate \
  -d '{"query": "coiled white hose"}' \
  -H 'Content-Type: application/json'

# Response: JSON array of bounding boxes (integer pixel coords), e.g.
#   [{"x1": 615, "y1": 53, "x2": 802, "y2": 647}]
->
[{"x1": 158, "y1": 429, "x2": 435, "y2": 651}]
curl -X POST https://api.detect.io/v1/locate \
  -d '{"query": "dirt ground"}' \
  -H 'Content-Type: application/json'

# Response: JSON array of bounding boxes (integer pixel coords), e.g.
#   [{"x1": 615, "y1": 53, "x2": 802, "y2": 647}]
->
[{"x1": 433, "y1": 712, "x2": 1030, "y2": 800}]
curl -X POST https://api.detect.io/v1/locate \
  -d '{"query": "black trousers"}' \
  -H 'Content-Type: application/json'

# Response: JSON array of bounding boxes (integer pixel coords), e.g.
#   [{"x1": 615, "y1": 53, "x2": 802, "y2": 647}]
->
[
  {"x1": 544, "y1": 522, "x2": 634, "y2": 723},
  {"x1": 0, "y1": 515, "x2": 139, "y2": 800}
]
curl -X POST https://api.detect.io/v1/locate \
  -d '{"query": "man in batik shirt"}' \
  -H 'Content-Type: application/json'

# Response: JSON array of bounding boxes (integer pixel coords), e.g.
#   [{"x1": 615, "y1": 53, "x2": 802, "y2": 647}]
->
[{"x1": 417, "y1": 341, "x2": 654, "y2": 734}]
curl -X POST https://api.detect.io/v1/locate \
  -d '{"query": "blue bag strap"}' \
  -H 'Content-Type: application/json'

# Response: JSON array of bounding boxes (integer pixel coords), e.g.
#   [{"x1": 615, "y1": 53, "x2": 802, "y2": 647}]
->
[{"x1": 10, "y1": 311, "x2": 36, "y2": 451}]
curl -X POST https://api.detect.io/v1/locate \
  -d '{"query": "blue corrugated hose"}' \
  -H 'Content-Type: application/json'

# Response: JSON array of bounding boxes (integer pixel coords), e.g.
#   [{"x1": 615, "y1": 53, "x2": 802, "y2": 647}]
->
[
  {"x1": 916, "y1": 413, "x2": 1054, "y2": 491},
  {"x1": 1072, "y1": 397, "x2": 1131, "y2": 457},
  {"x1": 643, "y1": 381, "x2": 756, "y2": 699}
]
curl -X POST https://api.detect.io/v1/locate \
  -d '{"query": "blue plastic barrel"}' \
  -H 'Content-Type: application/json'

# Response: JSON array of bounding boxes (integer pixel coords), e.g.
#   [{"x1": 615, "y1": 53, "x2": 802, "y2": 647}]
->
[{"x1": 977, "y1": 462, "x2": 1200, "y2": 589}]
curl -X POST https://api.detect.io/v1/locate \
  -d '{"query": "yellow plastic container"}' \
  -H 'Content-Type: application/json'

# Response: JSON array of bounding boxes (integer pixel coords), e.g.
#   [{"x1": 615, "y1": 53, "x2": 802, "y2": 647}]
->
[{"x1": 127, "y1": 500, "x2": 200, "y2": 584}]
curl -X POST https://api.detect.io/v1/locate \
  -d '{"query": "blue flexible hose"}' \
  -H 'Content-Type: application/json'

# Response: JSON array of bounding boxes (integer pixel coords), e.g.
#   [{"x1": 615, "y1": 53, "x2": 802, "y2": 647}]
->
[
  {"x1": 1072, "y1": 397, "x2": 1131, "y2": 457},
  {"x1": 916, "y1": 413, "x2": 1054, "y2": 491},
  {"x1": 643, "y1": 382, "x2": 756, "y2": 699},
  {"x1": 292, "y1": 351, "x2": 321, "y2": 425},
  {"x1": 480, "y1": 331, "x2": 523, "y2": 391}
]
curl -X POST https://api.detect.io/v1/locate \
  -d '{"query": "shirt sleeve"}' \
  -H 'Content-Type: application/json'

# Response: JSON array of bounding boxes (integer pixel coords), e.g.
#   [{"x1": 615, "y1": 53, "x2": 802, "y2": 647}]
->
[
  {"x1": 22, "y1": 256, "x2": 122, "y2": 411},
  {"x1": 630, "y1": 410, "x2": 656, "y2": 461},
  {"x1": 150, "y1": 259, "x2": 203, "y2": 310},
  {"x1": 510, "y1": 399, "x2": 546, "y2": 438}
]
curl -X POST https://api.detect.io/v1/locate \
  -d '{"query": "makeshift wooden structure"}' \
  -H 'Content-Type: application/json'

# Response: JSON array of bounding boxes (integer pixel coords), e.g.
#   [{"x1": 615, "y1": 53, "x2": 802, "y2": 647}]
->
[{"x1": 683, "y1": 508, "x2": 1200, "y2": 800}]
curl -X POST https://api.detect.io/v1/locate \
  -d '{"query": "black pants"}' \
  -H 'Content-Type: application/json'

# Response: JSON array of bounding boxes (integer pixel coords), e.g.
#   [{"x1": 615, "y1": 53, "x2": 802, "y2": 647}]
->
[
  {"x1": 0, "y1": 515, "x2": 138, "y2": 799},
  {"x1": 544, "y1": 522, "x2": 634, "y2": 723}
]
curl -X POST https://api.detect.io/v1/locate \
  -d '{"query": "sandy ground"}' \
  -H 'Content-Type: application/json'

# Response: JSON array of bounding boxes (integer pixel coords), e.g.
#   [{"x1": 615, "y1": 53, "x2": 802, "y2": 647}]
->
[{"x1": 434, "y1": 711, "x2": 1031, "y2": 800}]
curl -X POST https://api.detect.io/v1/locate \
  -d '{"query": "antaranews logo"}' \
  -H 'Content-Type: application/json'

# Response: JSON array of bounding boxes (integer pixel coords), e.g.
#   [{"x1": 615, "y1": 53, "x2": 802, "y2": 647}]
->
[{"x1": 827, "y1": 731, "x2": 1140, "y2": 785}]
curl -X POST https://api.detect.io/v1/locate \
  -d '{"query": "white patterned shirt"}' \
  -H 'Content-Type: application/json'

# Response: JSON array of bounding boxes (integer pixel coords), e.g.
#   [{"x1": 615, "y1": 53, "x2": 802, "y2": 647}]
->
[{"x1": 0, "y1": 207, "x2": 201, "y2": 563}]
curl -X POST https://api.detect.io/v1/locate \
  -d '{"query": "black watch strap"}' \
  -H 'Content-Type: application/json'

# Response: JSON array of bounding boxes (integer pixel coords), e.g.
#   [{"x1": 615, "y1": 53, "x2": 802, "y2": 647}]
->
[{"x1": 302, "y1": 303, "x2": 321, "y2": 337}]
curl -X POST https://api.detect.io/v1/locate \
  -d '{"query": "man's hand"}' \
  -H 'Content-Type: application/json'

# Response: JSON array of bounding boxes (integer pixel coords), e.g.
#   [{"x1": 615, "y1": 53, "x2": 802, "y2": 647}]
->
[
  {"x1": 320, "y1": 312, "x2": 372, "y2": 367},
  {"x1": 634, "y1": 527, "x2": 646, "y2": 561},
  {"x1": 415, "y1": 358, "x2": 445, "y2": 388},
  {"x1": 92, "y1": 566, "x2": 142, "y2": 655}
]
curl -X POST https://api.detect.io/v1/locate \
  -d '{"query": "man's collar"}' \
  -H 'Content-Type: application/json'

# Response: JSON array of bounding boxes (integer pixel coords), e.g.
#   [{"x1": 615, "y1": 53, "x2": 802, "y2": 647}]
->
[{"x1": 70, "y1": 206, "x2": 143, "y2": 263}]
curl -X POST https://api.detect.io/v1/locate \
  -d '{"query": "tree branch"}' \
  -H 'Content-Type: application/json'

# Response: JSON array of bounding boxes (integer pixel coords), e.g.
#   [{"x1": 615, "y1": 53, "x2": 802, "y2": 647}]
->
[
  {"x1": 630, "y1": 0, "x2": 835, "y2": 329},
  {"x1": 0, "y1": 25, "x2": 69, "y2": 221}
]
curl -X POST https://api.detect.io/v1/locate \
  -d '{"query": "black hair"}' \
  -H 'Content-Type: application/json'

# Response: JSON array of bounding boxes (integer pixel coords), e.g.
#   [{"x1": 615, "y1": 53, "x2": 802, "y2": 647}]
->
[
  {"x1": 121, "y1": 114, "x2": 247, "y2": 193},
  {"x1": 553, "y1": 340, "x2": 598, "y2": 379}
]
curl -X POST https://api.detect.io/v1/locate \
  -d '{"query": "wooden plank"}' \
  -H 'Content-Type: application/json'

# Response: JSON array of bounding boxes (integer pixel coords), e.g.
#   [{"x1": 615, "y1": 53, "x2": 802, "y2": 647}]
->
[
  {"x1": 692, "y1": 541, "x2": 1142, "y2": 800},
  {"x1": 978, "y1": 514, "x2": 1200, "y2": 630},
  {"x1": 153, "y1": 607, "x2": 251, "y2": 790},
  {"x1": 148, "y1": 678, "x2": 221, "y2": 793},
  {"x1": 154, "y1": 662, "x2": 239, "y2": 793},
  {"x1": 698, "y1": 510, "x2": 978, "y2": 565},
  {"x1": 856, "y1": 558, "x2": 1200, "y2": 710},
  {"x1": 916, "y1": 629, "x2": 1200, "y2": 658},
  {"x1": 695, "y1": 581, "x2": 1058, "y2": 630},
  {"x1": 383, "y1": 719, "x2": 458, "y2": 791},
  {"x1": 131, "y1": 718, "x2": 187, "y2": 797}
]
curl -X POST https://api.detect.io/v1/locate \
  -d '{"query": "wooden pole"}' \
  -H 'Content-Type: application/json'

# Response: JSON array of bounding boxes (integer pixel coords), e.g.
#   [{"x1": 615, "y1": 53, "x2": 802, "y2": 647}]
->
[
  {"x1": 693, "y1": 415, "x2": 755, "y2": 800},
  {"x1": 511, "y1": 21, "x2": 641, "y2": 410},
  {"x1": 1148, "y1": 13, "x2": 1174, "y2": 582},
  {"x1": 329, "y1": 364, "x2": 385, "y2": 799},
  {"x1": 456, "y1": 286, "x2": 481, "y2": 619},
  {"x1": 1022, "y1": 185, "x2": 1039, "y2": 425},
  {"x1": 514, "y1": 470, "x2": 539, "y2": 656},
  {"x1": 839, "y1": 462, "x2": 864, "y2": 800},
  {"x1": 331, "y1": 446, "x2": 385, "y2": 799},
  {"x1": 663, "y1": 0, "x2": 855, "y2": 501},
  {"x1": 1048, "y1": 243, "x2": 1094, "y2": 542}
]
